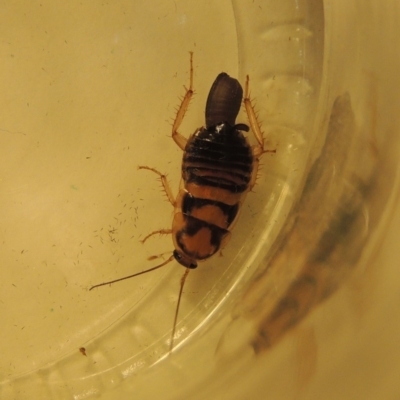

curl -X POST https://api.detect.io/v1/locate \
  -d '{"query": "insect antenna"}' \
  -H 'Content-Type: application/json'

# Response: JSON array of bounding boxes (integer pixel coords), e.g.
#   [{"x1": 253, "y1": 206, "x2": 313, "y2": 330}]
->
[
  {"x1": 169, "y1": 267, "x2": 190, "y2": 352},
  {"x1": 89, "y1": 254, "x2": 175, "y2": 291}
]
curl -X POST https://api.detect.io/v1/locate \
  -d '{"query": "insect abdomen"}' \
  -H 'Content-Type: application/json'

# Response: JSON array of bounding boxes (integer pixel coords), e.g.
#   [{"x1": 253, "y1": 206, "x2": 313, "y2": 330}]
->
[
  {"x1": 182, "y1": 126, "x2": 254, "y2": 194},
  {"x1": 173, "y1": 71, "x2": 256, "y2": 266},
  {"x1": 175, "y1": 125, "x2": 253, "y2": 262}
]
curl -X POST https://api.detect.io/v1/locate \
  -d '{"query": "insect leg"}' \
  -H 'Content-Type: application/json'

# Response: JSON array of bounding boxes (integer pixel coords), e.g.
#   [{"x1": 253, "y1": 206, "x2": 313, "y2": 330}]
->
[
  {"x1": 141, "y1": 229, "x2": 173, "y2": 244},
  {"x1": 244, "y1": 75, "x2": 275, "y2": 190},
  {"x1": 243, "y1": 75, "x2": 265, "y2": 158},
  {"x1": 169, "y1": 267, "x2": 190, "y2": 352},
  {"x1": 147, "y1": 251, "x2": 173, "y2": 261},
  {"x1": 138, "y1": 166, "x2": 176, "y2": 206},
  {"x1": 249, "y1": 158, "x2": 260, "y2": 191},
  {"x1": 171, "y1": 52, "x2": 194, "y2": 151}
]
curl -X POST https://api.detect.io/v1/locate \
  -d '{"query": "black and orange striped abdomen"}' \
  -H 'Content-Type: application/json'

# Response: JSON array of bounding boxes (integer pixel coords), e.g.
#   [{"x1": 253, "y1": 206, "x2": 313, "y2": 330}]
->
[
  {"x1": 171, "y1": 72, "x2": 257, "y2": 269},
  {"x1": 183, "y1": 124, "x2": 254, "y2": 196},
  {"x1": 172, "y1": 123, "x2": 254, "y2": 267}
]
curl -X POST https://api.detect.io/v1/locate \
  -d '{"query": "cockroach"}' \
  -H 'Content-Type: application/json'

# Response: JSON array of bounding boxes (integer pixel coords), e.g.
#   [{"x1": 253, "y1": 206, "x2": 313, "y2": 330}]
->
[{"x1": 90, "y1": 53, "x2": 271, "y2": 352}]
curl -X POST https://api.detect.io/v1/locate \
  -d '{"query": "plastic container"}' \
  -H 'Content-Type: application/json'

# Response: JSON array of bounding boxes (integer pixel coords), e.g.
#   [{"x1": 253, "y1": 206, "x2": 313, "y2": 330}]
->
[{"x1": 1, "y1": 1, "x2": 399, "y2": 399}]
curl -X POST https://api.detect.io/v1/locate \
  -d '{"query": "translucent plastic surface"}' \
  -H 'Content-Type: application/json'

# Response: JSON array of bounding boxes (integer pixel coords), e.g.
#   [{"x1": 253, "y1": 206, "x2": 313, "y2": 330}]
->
[{"x1": 1, "y1": 1, "x2": 400, "y2": 399}]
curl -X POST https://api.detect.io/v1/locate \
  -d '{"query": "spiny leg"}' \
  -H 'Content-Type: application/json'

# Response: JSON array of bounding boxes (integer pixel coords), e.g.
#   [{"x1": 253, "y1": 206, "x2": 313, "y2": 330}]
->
[
  {"x1": 249, "y1": 158, "x2": 260, "y2": 191},
  {"x1": 138, "y1": 166, "x2": 175, "y2": 206},
  {"x1": 171, "y1": 52, "x2": 194, "y2": 151},
  {"x1": 141, "y1": 229, "x2": 173, "y2": 244},
  {"x1": 147, "y1": 251, "x2": 173, "y2": 261},
  {"x1": 244, "y1": 75, "x2": 275, "y2": 190},
  {"x1": 169, "y1": 267, "x2": 190, "y2": 352},
  {"x1": 243, "y1": 74, "x2": 265, "y2": 158}
]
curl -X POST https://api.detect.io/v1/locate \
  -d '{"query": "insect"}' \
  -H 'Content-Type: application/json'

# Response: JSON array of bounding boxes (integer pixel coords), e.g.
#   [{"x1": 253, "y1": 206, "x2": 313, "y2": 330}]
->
[{"x1": 90, "y1": 53, "x2": 271, "y2": 351}]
